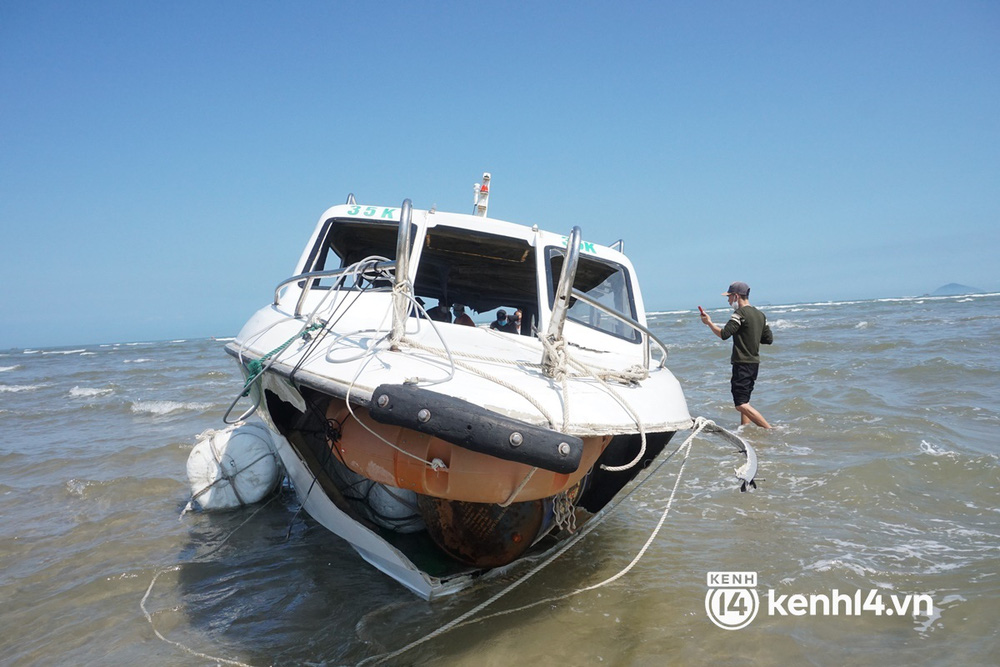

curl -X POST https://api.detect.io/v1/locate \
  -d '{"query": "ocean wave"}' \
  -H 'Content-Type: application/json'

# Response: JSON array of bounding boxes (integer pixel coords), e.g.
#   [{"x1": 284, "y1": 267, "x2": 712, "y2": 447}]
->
[
  {"x1": 646, "y1": 309, "x2": 693, "y2": 317},
  {"x1": 69, "y1": 386, "x2": 115, "y2": 398},
  {"x1": 767, "y1": 306, "x2": 824, "y2": 314},
  {"x1": 919, "y1": 440, "x2": 956, "y2": 458},
  {"x1": 804, "y1": 557, "x2": 879, "y2": 577},
  {"x1": 771, "y1": 319, "x2": 804, "y2": 329},
  {"x1": 124, "y1": 358, "x2": 153, "y2": 364},
  {"x1": 130, "y1": 400, "x2": 214, "y2": 416},
  {"x1": 0, "y1": 383, "x2": 49, "y2": 393},
  {"x1": 42, "y1": 349, "x2": 87, "y2": 355},
  {"x1": 0, "y1": 365, "x2": 20, "y2": 372},
  {"x1": 876, "y1": 292, "x2": 1000, "y2": 304}
]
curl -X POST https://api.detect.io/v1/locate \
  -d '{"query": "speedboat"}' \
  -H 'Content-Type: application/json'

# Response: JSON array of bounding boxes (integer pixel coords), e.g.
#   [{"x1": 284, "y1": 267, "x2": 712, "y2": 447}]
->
[{"x1": 224, "y1": 174, "x2": 696, "y2": 599}]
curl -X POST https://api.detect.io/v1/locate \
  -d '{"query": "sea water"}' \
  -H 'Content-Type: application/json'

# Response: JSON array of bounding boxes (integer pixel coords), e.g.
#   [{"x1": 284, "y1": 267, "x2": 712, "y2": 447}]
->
[{"x1": 1, "y1": 294, "x2": 997, "y2": 665}]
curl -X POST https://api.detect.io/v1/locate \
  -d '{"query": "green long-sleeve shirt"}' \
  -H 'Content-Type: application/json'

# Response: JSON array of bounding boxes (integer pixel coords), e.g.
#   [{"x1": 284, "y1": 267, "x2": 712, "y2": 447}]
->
[{"x1": 720, "y1": 305, "x2": 773, "y2": 364}]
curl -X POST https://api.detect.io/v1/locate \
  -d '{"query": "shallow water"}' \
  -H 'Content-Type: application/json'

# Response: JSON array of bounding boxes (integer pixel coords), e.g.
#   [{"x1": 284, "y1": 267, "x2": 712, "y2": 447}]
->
[{"x1": 1, "y1": 294, "x2": 998, "y2": 665}]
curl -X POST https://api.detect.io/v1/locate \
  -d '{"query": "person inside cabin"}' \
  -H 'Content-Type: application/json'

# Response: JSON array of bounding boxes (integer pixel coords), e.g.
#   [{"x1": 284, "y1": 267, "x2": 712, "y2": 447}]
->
[
  {"x1": 513, "y1": 308, "x2": 524, "y2": 335},
  {"x1": 427, "y1": 301, "x2": 452, "y2": 323},
  {"x1": 452, "y1": 304, "x2": 476, "y2": 326},
  {"x1": 489, "y1": 309, "x2": 519, "y2": 333}
]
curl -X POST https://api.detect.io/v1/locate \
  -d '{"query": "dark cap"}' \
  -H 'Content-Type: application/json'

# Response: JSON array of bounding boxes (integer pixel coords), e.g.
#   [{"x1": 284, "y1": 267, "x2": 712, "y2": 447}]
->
[
  {"x1": 497, "y1": 309, "x2": 507, "y2": 318},
  {"x1": 722, "y1": 281, "x2": 750, "y2": 297}
]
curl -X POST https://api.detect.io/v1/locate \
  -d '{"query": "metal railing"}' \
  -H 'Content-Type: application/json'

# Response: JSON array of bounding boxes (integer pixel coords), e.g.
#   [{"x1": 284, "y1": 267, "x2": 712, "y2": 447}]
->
[
  {"x1": 391, "y1": 200, "x2": 414, "y2": 341},
  {"x1": 272, "y1": 199, "x2": 414, "y2": 326},
  {"x1": 272, "y1": 261, "x2": 397, "y2": 317},
  {"x1": 568, "y1": 289, "x2": 669, "y2": 368},
  {"x1": 544, "y1": 225, "x2": 667, "y2": 372},
  {"x1": 542, "y1": 227, "x2": 582, "y2": 374}
]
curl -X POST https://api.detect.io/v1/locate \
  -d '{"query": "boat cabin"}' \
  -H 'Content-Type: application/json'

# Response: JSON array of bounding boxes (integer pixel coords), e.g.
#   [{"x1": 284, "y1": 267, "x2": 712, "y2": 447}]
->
[{"x1": 290, "y1": 202, "x2": 648, "y2": 356}]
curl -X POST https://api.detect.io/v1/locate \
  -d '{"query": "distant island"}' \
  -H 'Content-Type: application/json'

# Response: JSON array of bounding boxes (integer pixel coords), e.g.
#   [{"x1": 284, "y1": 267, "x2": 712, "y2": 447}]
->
[{"x1": 928, "y1": 283, "x2": 984, "y2": 296}]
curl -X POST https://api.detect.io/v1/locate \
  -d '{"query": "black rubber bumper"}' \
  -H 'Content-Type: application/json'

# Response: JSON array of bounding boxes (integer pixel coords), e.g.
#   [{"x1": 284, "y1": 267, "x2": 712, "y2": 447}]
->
[{"x1": 368, "y1": 384, "x2": 584, "y2": 474}]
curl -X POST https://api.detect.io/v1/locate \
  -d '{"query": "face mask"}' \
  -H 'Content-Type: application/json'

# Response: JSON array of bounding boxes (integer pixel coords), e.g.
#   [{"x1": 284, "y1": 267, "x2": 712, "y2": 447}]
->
[{"x1": 499, "y1": 318, "x2": 508, "y2": 325}]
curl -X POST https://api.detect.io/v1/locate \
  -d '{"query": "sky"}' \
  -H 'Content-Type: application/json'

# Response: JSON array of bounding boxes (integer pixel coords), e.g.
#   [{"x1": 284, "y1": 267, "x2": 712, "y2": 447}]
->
[{"x1": 1, "y1": 1, "x2": 997, "y2": 349}]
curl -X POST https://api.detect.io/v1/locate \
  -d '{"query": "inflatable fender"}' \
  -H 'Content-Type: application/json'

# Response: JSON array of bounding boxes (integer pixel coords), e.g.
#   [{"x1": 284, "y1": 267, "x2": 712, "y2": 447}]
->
[{"x1": 186, "y1": 422, "x2": 283, "y2": 510}]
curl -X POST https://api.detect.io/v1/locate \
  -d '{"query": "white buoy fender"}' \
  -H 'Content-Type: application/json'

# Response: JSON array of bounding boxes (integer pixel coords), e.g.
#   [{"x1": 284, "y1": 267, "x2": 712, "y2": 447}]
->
[{"x1": 186, "y1": 422, "x2": 283, "y2": 510}]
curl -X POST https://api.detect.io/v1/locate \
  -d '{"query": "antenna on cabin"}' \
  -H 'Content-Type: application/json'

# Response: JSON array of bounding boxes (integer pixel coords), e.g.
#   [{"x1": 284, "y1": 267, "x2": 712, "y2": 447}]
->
[
  {"x1": 346, "y1": 193, "x2": 357, "y2": 205},
  {"x1": 610, "y1": 239, "x2": 624, "y2": 252},
  {"x1": 473, "y1": 172, "x2": 491, "y2": 217}
]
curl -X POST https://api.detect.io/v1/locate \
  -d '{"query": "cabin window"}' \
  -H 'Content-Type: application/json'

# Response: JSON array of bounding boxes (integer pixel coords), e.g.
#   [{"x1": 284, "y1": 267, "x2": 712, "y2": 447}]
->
[
  {"x1": 307, "y1": 218, "x2": 411, "y2": 289},
  {"x1": 546, "y1": 248, "x2": 639, "y2": 343},
  {"x1": 412, "y1": 226, "x2": 538, "y2": 333}
]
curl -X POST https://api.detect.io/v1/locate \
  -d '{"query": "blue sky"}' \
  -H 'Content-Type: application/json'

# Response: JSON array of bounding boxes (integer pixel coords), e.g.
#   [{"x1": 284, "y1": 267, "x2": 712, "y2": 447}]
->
[{"x1": 1, "y1": 1, "x2": 997, "y2": 349}]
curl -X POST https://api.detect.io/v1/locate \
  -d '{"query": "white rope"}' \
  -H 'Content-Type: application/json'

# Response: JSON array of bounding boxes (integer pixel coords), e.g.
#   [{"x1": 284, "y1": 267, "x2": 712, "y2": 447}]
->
[
  {"x1": 356, "y1": 417, "x2": 713, "y2": 666},
  {"x1": 342, "y1": 331, "x2": 444, "y2": 470},
  {"x1": 498, "y1": 466, "x2": 538, "y2": 507},
  {"x1": 399, "y1": 337, "x2": 559, "y2": 430},
  {"x1": 141, "y1": 497, "x2": 279, "y2": 667},
  {"x1": 535, "y1": 334, "x2": 650, "y2": 473}
]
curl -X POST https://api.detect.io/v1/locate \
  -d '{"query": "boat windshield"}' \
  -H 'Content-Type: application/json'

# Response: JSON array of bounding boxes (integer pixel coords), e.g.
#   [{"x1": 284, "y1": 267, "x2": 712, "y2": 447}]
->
[
  {"x1": 413, "y1": 225, "x2": 538, "y2": 331},
  {"x1": 308, "y1": 219, "x2": 407, "y2": 288},
  {"x1": 546, "y1": 248, "x2": 639, "y2": 343}
]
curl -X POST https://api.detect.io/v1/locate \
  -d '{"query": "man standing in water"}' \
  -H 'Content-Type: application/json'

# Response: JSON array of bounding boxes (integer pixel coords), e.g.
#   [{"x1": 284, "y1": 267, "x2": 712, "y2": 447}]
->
[{"x1": 700, "y1": 281, "x2": 774, "y2": 429}]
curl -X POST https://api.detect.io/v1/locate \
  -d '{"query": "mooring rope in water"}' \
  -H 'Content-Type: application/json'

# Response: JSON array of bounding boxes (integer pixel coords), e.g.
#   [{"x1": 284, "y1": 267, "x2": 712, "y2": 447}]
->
[
  {"x1": 355, "y1": 416, "x2": 714, "y2": 667},
  {"x1": 141, "y1": 496, "x2": 279, "y2": 667}
]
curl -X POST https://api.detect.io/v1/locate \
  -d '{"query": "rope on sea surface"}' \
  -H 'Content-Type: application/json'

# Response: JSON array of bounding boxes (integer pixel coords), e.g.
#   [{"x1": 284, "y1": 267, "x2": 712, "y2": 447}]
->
[
  {"x1": 141, "y1": 496, "x2": 280, "y2": 667},
  {"x1": 355, "y1": 416, "x2": 712, "y2": 667}
]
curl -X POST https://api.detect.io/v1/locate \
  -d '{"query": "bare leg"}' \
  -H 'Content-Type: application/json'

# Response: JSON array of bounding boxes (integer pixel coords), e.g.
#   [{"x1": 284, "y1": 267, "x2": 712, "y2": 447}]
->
[{"x1": 736, "y1": 403, "x2": 771, "y2": 429}]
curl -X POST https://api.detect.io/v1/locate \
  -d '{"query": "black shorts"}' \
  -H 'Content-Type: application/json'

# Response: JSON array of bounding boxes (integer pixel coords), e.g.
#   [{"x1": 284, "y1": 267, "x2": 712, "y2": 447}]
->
[{"x1": 731, "y1": 363, "x2": 760, "y2": 406}]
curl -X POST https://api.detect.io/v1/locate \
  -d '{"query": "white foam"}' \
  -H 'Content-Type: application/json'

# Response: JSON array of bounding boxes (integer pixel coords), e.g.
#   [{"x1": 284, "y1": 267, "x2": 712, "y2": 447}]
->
[
  {"x1": 855, "y1": 321, "x2": 870, "y2": 329},
  {"x1": 69, "y1": 386, "x2": 114, "y2": 398},
  {"x1": 919, "y1": 440, "x2": 955, "y2": 457},
  {"x1": 771, "y1": 319, "x2": 803, "y2": 329},
  {"x1": 0, "y1": 383, "x2": 49, "y2": 393},
  {"x1": 124, "y1": 358, "x2": 153, "y2": 364},
  {"x1": 65, "y1": 478, "x2": 93, "y2": 496},
  {"x1": 130, "y1": 400, "x2": 213, "y2": 416},
  {"x1": 0, "y1": 365, "x2": 20, "y2": 372},
  {"x1": 646, "y1": 309, "x2": 693, "y2": 317},
  {"x1": 42, "y1": 349, "x2": 86, "y2": 355},
  {"x1": 805, "y1": 558, "x2": 877, "y2": 577}
]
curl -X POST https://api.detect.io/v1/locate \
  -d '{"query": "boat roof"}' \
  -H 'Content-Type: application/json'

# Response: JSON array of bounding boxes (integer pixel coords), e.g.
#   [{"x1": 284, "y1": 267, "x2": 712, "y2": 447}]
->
[{"x1": 314, "y1": 202, "x2": 633, "y2": 267}]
